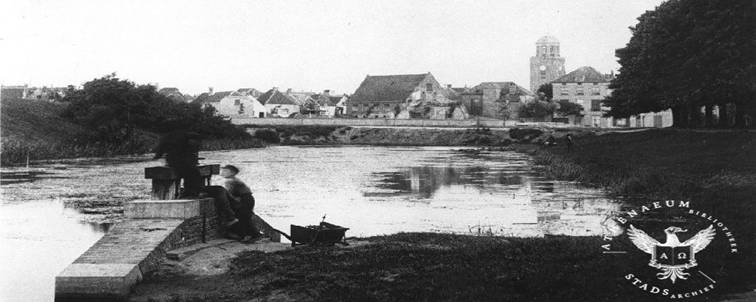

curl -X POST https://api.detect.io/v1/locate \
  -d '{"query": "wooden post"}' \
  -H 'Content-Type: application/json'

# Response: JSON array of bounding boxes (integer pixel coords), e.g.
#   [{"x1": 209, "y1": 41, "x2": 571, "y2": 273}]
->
[
  {"x1": 144, "y1": 165, "x2": 220, "y2": 200},
  {"x1": 145, "y1": 166, "x2": 180, "y2": 200}
]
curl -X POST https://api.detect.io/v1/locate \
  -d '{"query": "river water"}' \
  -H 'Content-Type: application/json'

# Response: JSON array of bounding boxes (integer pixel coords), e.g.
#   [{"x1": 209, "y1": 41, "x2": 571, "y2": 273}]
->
[{"x1": 0, "y1": 145, "x2": 621, "y2": 301}]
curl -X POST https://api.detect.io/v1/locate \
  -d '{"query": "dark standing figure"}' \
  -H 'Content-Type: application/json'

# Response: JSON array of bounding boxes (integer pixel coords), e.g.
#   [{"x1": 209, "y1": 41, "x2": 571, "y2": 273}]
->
[
  {"x1": 153, "y1": 131, "x2": 204, "y2": 197},
  {"x1": 565, "y1": 134, "x2": 574, "y2": 152},
  {"x1": 153, "y1": 131, "x2": 239, "y2": 229}
]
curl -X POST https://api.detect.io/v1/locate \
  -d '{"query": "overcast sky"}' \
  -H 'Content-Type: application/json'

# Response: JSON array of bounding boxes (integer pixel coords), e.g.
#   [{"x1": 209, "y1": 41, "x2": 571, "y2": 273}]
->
[{"x1": 1, "y1": 0, "x2": 664, "y2": 95}]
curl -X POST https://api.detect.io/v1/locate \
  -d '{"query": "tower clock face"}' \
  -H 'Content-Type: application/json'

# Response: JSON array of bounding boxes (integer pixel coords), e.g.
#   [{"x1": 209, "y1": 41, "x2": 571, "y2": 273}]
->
[{"x1": 539, "y1": 65, "x2": 546, "y2": 71}]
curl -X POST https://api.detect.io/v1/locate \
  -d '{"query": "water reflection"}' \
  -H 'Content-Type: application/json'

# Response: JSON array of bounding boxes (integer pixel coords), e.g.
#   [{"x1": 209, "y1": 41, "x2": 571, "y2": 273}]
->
[
  {"x1": 370, "y1": 166, "x2": 524, "y2": 198},
  {"x1": 360, "y1": 153, "x2": 620, "y2": 238}
]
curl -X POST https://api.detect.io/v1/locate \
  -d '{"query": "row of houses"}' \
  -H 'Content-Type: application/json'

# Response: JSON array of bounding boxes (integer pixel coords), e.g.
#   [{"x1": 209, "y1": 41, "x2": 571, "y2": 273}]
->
[
  {"x1": 345, "y1": 68, "x2": 671, "y2": 128},
  {"x1": 1, "y1": 85, "x2": 68, "y2": 102},
  {"x1": 186, "y1": 87, "x2": 348, "y2": 119}
]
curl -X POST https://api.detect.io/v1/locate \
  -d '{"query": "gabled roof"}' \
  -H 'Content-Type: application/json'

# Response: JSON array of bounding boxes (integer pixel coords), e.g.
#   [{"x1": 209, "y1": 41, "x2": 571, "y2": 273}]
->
[
  {"x1": 350, "y1": 73, "x2": 431, "y2": 103},
  {"x1": 474, "y1": 82, "x2": 534, "y2": 96},
  {"x1": 553, "y1": 66, "x2": 610, "y2": 83},
  {"x1": 329, "y1": 96, "x2": 344, "y2": 106},
  {"x1": 451, "y1": 87, "x2": 470, "y2": 94},
  {"x1": 287, "y1": 92, "x2": 314, "y2": 105},
  {"x1": 191, "y1": 91, "x2": 232, "y2": 105},
  {"x1": 258, "y1": 89, "x2": 299, "y2": 105},
  {"x1": 309, "y1": 94, "x2": 344, "y2": 106},
  {"x1": 440, "y1": 87, "x2": 461, "y2": 101}
]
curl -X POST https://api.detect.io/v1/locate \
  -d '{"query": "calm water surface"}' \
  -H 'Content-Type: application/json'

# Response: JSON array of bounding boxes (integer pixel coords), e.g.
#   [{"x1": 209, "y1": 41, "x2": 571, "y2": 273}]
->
[{"x1": 0, "y1": 146, "x2": 621, "y2": 301}]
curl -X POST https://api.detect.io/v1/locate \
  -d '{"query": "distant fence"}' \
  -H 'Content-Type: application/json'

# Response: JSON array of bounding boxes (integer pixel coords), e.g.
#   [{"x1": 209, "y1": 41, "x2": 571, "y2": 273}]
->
[{"x1": 231, "y1": 117, "x2": 514, "y2": 128}]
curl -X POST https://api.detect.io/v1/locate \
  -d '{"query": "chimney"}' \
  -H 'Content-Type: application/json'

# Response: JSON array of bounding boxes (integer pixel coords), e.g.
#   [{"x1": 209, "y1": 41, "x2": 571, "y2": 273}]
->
[
  {"x1": 286, "y1": 88, "x2": 292, "y2": 94},
  {"x1": 323, "y1": 89, "x2": 330, "y2": 96},
  {"x1": 208, "y1": 87, "x2": 214, "y2": 95}
]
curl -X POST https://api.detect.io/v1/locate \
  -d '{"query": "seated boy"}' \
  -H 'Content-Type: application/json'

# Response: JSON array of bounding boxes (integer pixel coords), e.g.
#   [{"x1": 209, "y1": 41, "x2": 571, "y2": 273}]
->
[{"x1": 220, "y1": 165, "x2": 263, "y2": 242}]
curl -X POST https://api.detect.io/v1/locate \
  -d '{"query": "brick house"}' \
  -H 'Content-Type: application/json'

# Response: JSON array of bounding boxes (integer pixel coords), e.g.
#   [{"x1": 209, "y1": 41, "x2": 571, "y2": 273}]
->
[
  {"x1": 310, "y1": 90, "x2": 348, "y2": 117},
  {"x1": 348, "y1": 73, "x2": 451, "y2": 118},
  {"x1": 551, "y1": 66, "x2": 615, "y2": 127},
  {"x1": 192, "y1": 89, "x2": 233, "y2": 108},
  {"x1": 459, "y1": 82, "x2": 534, "y2": 120},
  {"x1": 217, "y1": 90, "x2": 267, "y2": 118},
  {"x1": 257, "y1": 88, "x2": 302, "y2": 118}
]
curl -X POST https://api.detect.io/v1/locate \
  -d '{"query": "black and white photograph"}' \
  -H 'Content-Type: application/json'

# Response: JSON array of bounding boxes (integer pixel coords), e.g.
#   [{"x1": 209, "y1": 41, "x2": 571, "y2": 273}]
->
[{"x1": 0, "y1": 0, "x2": 753, "y2": 301}]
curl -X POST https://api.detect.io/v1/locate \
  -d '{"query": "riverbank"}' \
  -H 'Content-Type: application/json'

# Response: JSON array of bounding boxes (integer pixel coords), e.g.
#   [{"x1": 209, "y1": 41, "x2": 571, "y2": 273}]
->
[
  {"x1": 129, "y1": 129, "x2": 755, "y2": 301},
  {"x1": 246, "y1": 124, "x2": 597, "y2": 146},
  {"x1": 0, "y1": 98, "x2": 266, "y2": 166}
]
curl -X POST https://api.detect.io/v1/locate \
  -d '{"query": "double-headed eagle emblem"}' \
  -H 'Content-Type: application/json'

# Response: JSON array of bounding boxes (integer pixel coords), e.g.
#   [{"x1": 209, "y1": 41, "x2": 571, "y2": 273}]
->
[{"x1": 627, "y1": 224, "x2": 716, "y2": 283}]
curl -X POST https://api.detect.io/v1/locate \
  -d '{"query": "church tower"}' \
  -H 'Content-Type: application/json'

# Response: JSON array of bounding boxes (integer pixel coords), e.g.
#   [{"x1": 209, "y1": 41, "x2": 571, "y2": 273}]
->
[{"x1": 529, "y1": 35, "x2": 565, "y2": 93}]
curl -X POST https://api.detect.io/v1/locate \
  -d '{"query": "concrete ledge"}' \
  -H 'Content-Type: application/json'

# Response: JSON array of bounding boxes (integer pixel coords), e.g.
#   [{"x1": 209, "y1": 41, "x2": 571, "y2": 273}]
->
[
  {"x1": 55, "y1": 263, "x2": 142, "y2": 301},
  {"x1": 125, "y1": 198, "x2": 212, "y2": 219}
]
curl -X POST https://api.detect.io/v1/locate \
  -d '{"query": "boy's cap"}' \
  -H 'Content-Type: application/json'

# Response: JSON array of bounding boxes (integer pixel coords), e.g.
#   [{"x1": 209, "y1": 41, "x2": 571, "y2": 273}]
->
[{"x1": 221, "y1": 165, "x2": 240, "y2": 174}]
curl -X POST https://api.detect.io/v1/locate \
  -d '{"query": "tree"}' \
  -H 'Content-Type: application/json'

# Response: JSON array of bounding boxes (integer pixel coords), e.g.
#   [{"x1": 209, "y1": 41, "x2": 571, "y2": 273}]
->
[
  {"x1": 556, "y1": 100, "x2": 583, "y2": 116},
  {"x1": 61, "y1": 74, "x2": 250, "y2": 144},
  {"x1": 605, "y1": 0, "x2": 755, "y2": 128},
  {"x1": 536, "y1": 83, "x2": 553, "y2": 101},
  {"x1": 302, "y1": 99, "x2": 320, "y2": 115},
  {"x1": 519, "y1": 100, "x2": 557, "y2": 119}
]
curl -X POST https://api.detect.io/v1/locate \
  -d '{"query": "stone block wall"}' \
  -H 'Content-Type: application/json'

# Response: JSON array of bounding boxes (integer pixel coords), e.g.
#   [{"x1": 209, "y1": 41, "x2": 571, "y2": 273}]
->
[{"x1": 177, "y1": 198, "x2": 221, "y2": 245}]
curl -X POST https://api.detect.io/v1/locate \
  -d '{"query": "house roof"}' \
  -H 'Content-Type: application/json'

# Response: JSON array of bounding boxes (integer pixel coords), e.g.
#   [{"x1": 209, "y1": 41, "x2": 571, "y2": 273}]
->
[
  {"x1": 350, "y1": 73, "x2": 431, "y2": 104},
  {"x1": 451, "y1": 87, "x2": 470, "y2": 94},
  {"x1": 329, "y1": 96, "x2": 344, "y2": 106},
  {"x1": 440, "y1": 87, "x2": 461, "y2": 101},
  {"x1": 474, "y1": 82, "x2": 534, "y2": 96},
  {"x1": 258, "y1": 89, "x2": 299, "y2": 105},
  {"x1": 191, "y1": 91, "x2": 232, "y2": 105},
  {"x1": 287, "y1": 92, "x2": 314, "y2": 105},
  {"x1": 553, "y1": 66, "x2": 610, "y2": 83},
  {"x1": 308, "y1": 94, "x2": 344, "y2": 106}
]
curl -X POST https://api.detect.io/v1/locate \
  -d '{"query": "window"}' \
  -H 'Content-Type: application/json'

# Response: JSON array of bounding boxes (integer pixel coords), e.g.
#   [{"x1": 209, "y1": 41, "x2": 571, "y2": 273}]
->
[
  {"x1": 560, "y1": 88, "x2": 569, "y2": 96},
  {"x1": 234, "y1": 99, "x2": 240, "y2": 105},
  {"x1": 576, "y1": 88, "x2": 584, "y2": 96},
  {"x1": 426, "y1": 83, "x2": 433, "y2": 92},
  {"x1": 591, "y1": 87, "x2": 601, "y2": 96},
  {"x1": 591, "y1": 99, "x2": 601, "y2": 111}
]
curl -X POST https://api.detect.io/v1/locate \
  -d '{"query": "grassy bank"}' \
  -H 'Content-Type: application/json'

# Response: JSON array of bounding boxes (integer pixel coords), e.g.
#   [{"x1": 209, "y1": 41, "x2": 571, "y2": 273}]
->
[
  {"x1": 131, "y1": 129, "x2": 755, "y2": 302},
  {"x1": 0, "y1": 99, "x2": 265, "y2": 166},
  {"x1": 522, "y1": 129, "x2": 756, "y2": 297}
]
